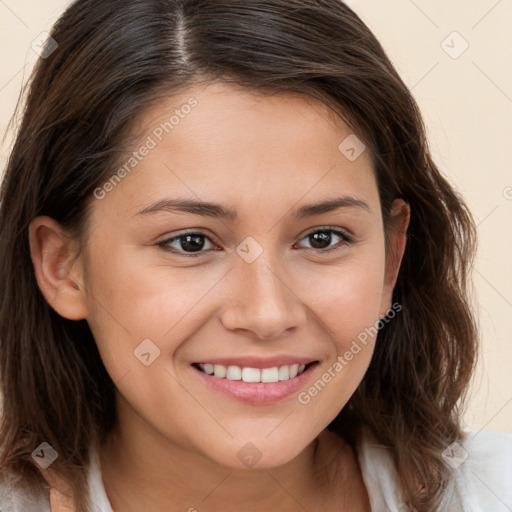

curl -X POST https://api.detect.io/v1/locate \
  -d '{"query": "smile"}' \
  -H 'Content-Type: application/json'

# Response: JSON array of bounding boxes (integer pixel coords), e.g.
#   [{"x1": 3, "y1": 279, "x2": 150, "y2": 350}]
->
[
  {"x1": 191, "y1": 361, "x2": 320, "y2": 405},
  {"x1": 194, "y1": 362, "x2": 310, "y2": 382}
]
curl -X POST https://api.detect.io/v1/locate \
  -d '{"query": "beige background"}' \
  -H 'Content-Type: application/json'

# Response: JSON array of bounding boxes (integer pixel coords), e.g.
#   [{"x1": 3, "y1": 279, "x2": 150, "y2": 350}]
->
[{"x1": 1, "y1": 0, "x2": 511, "y2": 433}]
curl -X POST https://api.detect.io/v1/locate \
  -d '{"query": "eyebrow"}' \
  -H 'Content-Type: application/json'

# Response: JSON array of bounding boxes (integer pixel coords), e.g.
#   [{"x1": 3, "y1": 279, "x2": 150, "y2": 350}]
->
[{"x1": 135, "y1": 195, "x2": 371, "y2": 220}]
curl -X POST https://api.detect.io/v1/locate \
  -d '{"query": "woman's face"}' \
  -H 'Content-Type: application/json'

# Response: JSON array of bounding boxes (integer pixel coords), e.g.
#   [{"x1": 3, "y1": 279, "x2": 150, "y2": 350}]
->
[{"x1": 51, "y1": 81, "x2": 408, "y2": 468}]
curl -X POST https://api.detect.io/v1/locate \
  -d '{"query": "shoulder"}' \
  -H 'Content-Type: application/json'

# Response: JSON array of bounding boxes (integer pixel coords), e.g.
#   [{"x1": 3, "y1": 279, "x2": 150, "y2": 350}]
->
[
  {"x1": 461, "y1": 428, "x2": 512, "y2": 460},
  {"x1": 453, "y1": 430, "x2": 512, "y2": 511},
  {"x1": 0, "y1": 468, "x2": 50, "y2": 512},
  {"x1": 356, "y1": 428, "x2": 512, "y2": 511},
  {"x1": 355, "y1": 428, "x2": 407, "y2": 510}
]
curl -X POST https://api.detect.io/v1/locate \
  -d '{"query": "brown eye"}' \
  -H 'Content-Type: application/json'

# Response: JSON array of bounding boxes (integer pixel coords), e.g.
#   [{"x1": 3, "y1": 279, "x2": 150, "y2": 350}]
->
[
  {"x1": 296, "y1": 228, "x2": 352, "y2": 252},
  {"x1": 159, "y1": 232, "x2": 216, "y2": 255}
]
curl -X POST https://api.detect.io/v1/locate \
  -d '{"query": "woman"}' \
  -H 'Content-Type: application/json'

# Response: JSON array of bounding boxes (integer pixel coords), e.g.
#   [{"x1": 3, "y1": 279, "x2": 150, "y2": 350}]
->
[{"x1": 0, "y1": 1, "x2": 510, "y2": 511}]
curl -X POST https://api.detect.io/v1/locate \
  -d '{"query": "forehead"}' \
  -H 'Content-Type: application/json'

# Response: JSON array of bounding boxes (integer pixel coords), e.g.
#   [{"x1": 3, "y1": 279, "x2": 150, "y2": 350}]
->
[{"x1": 92, "y1": 81, "x2": 378, "y2": 223}]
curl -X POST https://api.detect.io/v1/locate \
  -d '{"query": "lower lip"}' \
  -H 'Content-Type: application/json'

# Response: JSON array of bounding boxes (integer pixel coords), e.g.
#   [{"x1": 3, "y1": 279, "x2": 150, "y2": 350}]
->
[{"x1": 191, "y1": 363, "x2": 319, "y2": 405}]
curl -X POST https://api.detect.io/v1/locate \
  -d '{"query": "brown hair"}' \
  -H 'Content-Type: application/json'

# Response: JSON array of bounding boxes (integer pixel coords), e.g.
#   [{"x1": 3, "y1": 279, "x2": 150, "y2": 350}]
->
[{"x1": 0, "y1": 0, "x2": 478, "y2": 510}]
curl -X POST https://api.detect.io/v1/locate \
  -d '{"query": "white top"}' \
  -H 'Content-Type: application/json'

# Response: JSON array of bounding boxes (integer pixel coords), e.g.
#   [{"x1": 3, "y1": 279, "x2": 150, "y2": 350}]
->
[{"x1": 1, "y1": 429, "x2": 511, "y2": 511}]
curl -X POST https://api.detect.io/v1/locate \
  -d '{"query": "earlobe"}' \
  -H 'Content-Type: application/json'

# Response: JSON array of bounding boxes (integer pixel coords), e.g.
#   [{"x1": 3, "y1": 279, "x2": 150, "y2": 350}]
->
[{"x1": 28, "y1": 216, "x2": 88, "y2": 320}]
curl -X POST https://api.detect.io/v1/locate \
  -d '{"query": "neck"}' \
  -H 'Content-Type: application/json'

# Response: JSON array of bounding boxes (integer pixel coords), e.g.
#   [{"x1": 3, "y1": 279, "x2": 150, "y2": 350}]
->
[{"x1": 99, "y1": 399, "x2": 367, "y2": 511}]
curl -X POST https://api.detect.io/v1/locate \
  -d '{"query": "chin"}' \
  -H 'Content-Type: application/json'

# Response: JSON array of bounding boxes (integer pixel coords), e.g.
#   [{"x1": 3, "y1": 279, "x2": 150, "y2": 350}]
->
[{"x1": 201, "y1": 438, "x2": 309, "y2": 471}]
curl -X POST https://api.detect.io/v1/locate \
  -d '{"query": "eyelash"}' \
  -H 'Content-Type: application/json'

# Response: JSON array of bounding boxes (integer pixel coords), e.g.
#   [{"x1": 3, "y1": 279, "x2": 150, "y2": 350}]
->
[{"x1": 158, "y1": 227, "x2": 353, "y2": 257}]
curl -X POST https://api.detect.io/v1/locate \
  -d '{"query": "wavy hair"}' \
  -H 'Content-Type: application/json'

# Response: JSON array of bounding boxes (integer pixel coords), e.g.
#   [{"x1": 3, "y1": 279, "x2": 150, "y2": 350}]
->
[{"x1": 0, "y1": 0, "x2": 478, "y2": 510}]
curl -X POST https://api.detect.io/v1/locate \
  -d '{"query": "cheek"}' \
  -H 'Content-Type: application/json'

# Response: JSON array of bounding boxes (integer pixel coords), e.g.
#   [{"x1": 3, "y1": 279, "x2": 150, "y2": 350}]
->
[
  {"x1": 83, "y1": 240, "x2": 231, "y2": 380},
  {"x1": 294, "y1": 248, "x2": 386, "y2": 407},
  {"x1": 83, "y1": 234, "x2": 387, "y2": 451},
  {"x1": 85, "y1": 232, "x2": 386, "y2": 377},
  {"x1": 305, "y1": 246, "x2": 387, "y2": 343}
]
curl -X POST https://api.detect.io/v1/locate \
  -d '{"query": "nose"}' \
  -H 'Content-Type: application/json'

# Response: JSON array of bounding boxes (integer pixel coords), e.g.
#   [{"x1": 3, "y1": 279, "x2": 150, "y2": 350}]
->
[{"x1": 219, "y1": 253, "x2": 307, "y2": 340}]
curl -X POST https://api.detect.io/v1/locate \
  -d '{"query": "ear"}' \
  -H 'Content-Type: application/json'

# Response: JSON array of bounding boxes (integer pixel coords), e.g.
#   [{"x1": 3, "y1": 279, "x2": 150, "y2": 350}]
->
[
  {"x1": 28, "y1": 216, "x2": 88, "y2": 320},
  {"x1": 380, "y1": 199, "x2": 410, "y2": 316}
]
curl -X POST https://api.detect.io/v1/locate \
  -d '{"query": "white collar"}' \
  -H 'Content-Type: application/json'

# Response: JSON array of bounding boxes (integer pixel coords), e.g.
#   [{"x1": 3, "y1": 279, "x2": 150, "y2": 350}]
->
[{"x1": 87, "y1": 446, "x2": 114, "y2": 512}]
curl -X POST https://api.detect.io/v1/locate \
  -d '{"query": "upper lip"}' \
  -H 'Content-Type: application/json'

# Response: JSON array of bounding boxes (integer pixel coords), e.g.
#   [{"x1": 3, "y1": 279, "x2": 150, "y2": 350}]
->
[{"x1": 193, "y1": 355, "x2": 318, "y2": 369}]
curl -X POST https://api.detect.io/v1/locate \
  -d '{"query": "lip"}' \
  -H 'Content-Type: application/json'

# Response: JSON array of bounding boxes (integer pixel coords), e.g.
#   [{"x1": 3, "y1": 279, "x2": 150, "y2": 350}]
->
[
  {"x1": 191, "y1": 360, "x2": 320, "y2": 405},
  {"x1": 192, "y1": 355, "x2": 316, "y2": 369}
]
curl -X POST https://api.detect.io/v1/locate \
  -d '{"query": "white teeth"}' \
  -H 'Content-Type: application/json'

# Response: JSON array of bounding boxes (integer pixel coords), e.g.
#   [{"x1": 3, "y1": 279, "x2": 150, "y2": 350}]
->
[
  {"x1": 213, "y1": 365, "x2": 226, "y2": 378},
  {"x1": 242, "y1": 367, "x2": 261, "y2": 382},
  {"x1": 199, "y1": 362, "x2": 310, "y2": 382},
  {"x1": 261, "y1": 367, "x2": 279, "y2": 383},
  {"x1": 278, "y1": 366, "x2": 290, "y2": 380},
  {"x1": 226, "y1": 365, "x2": 242, "y2": 380}
]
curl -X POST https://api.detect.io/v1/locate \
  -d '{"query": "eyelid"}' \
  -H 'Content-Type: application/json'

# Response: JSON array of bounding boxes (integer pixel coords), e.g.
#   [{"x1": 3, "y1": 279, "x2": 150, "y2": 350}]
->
[
  {"x1": 158, "y1": 225, "x2": 353, "y2": 256},
  {"x1": 293, "y1": 226, "x2": 353, "y2": 253},
  {"x1": 158, "y1": 229, "x2": 219, "y2": 256},
  {"x1": 299, "y1": 225, "x2": 353, "y2": 242}
]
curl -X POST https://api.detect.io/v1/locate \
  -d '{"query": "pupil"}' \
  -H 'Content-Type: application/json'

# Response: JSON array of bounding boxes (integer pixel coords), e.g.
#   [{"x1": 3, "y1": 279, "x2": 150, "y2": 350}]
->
[
  {"x1": 181, "y1": 234, "x2": 205, "y2": 252},
  {"x1": 310, "y1": 231, "x2": 331, "y2": 249},
  {"x1": 178, "y1": 232, "x2": 333, "y2": 252}
]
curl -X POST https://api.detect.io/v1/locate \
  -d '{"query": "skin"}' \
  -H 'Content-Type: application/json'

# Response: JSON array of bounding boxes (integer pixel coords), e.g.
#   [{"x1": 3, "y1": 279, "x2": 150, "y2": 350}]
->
[{"x1": 29, "y1": 81, "x2": 410, "y2": 511}]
